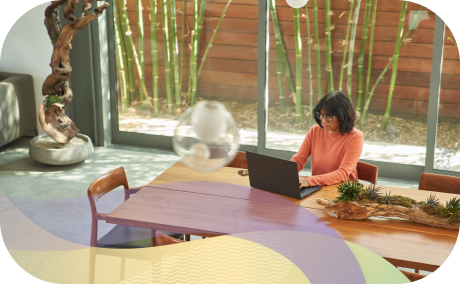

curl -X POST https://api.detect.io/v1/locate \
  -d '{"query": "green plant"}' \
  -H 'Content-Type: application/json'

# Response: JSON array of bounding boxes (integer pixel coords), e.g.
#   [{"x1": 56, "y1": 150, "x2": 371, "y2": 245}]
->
[
  {"x1": 338, "y1": 0, "x2": 354, "y2": 91},
  {"x1": 363, "y1": 184, "x2": 382, "y2": 201},
  {"x1": 445, "y1": 197, "x2": 460, "y2": 214},
  {"x1": 361, "y1": 6, "x2": 423, "y2": 129},
  {"x1": 382, "y1": 191, "x2": 396, "y2": 205},
  {"x1": 311, "y1": 0, "x2": 322, "y2": 99},
  {"x1": 346, "y1": 0, "x2": 362, "y2": 101},
  {"x1": 160, "y1": 0, "x2": 173, "y2": 113},
  {"x1": 136, "y1": 0, "x2": 145, "y2": 102},
  {"x1": 113, "y1": 0, "x2": 128, "y2": 113},
  {"x1": 305, "y1": 4, "x2": 314, "y2": 125},
  {"x1": 365, "y1": 0, "x2": 378, "y2": 107},
  {"x1": 393, "y1": 195, "x2": 417, "y2": 208},
  {"x1": 336, "y1": 180, "x2": 363, "y2": 202},
  {"x1": 270, "y1": 0, "x2": 287, "y2": 115},
  {"x1": 448, "y1": 211, "x2": 460, "y2": 224},
  {"x1": 45, "y1": 94, "x2": 63, "y2": 107},
  {"x1": 381, "y1": 1, "x2": 407, "y2": 131},
  {"x1": 51, "y1": 35, "x2": 59, "y2": 45},
  {"x1": 324, "y1": 0, "x2": 334, "y2": 92},
  {"x1": 189, "y1": 0, "x2": 207, "y2": 106},
  {"x1": 425, "y1": 193, "x2": 440, "y2": 207},
  {"x1": 149, "y1": 0, "x2": 159, "y2": 116},
  {"x1": 169, "y1": 0, "x2": 182, "y2": 114},
  {"x1": 118, "y1": 0, "x2": 136, "y2": 103},
  {"x1": 356, "y1": 0, "x2": 372, "y2": 113},
  {"x1": 293, "y1": 8, "x2": 302, "y2": 124}
]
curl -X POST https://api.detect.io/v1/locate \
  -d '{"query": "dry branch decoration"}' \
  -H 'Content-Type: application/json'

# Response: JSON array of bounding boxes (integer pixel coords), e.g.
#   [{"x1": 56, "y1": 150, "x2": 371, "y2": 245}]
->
[
  {"x1": 41, "y1": 0, "x2": 109, "y2": 144},
  {"x1": 316, "y1": 182, "x2": 460, "y2": 230}
]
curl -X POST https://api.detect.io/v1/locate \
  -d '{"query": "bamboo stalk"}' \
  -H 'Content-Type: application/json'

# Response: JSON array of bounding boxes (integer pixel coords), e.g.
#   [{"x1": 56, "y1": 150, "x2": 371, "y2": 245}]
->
[
  {"x1": 347, "y1": 0, "x2": 362, "y2": 101},
  {"x1": 361, "y1": 7, "x2": 423, "y2": 129},
  {"x1": 119, "y1": 0, "x2": 136, "y2": 103},
  {"x1": 190, "y1": 0, "x2": 207, "y2": 106},
  {"x1": 137, "y1": 0, "x2": 145, "y2": 102},
  {"x1": 293, "y1": 8, "x2": 302, "y2": 124},
  {"x1": 381, "y1": 2, "x2": 407, "y2": 131},
  {"x1": 160, "y1": 0, "x2": 174, "y2": 113},
  {"x1": 168, "y1": 0, "x2": 176, "y2": 98},
  {"x1": 324, "y1": 0, "x2": 334, "y2": 93},
  {"x1": 338, "y1": 0, "x2": 354, "y2": 91},
  {"x1": 196, "y1": 0, "x2": 231, "y2": 78},
  {"x1": 269, "y1": 0, "x2": 286, "y2": 114},
  {"x1": 169, "y1": 0, "x2": 182, "y2": 114},
  {"x1": 312, "y1": 0, "x2": 322, "y2": 99},
  {"x1": 364, "y1": 0, "x2": 378, "y2": 106},
  {"x1": 113, "y1": 0, "x2": 128, "y2": 113},
  {"x1": 179, "y1": 0, "x2": 186, "y2": 91},
  {"x1": 150, "y1": 0, "x2": 159, "y2": 116},
  {"x1": 305, "y1": 4, "x2": 314, "y2": 125},
  {"x1": 187, "y1": 0, "x2": 199, "y2": 102},
  {"x1": 356, "y1": 0, "x2": 372, "y2": 113}
]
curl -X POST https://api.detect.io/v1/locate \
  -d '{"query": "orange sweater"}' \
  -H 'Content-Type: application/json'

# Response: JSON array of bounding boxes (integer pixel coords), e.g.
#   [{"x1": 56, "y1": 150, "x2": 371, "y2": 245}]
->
[{"x1": 290, "y1": 125, "x2": 363, "y2": 186}]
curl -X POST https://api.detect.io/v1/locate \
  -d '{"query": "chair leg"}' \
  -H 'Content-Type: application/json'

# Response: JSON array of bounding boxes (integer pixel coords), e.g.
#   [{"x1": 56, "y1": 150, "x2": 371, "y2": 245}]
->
[
  {"x1": 415, "y1": 269, "x2": 420, "y2": 274},
  {"x1": 120, "y1": 257, "x2": 126, "y2": 280},
  {"x1": 89, "y1": 247, "x2": 96, "y2": 284}
]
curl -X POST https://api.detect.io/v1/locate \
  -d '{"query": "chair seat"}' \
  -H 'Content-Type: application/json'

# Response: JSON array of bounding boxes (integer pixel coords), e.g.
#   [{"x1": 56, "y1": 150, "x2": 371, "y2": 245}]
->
[{"x1": 97, "y1": 224, "x2": 184, "y2": 249}]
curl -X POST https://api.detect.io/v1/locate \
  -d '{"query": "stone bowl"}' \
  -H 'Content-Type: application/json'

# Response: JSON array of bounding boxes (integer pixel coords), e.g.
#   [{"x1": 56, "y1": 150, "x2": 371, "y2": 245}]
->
[{"x1": 29, "y1": 134, "x2": 94, "y2": 165}]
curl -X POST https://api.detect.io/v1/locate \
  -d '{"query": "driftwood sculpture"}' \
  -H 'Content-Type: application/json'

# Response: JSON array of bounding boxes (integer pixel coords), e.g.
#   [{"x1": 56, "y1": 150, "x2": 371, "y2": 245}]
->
[
  {"x1": 41, "y1": 0, "x2": 109, "y2": 143},
  {"x1": 316, "y1": 198, "x2": 460, "y2": 230}
]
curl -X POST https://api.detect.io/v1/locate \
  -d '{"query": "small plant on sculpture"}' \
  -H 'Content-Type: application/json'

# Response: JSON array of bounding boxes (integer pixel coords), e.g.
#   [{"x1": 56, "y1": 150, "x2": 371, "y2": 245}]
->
[{"x1": 317, "y1": 183, "x2": 460, "y2": 230}]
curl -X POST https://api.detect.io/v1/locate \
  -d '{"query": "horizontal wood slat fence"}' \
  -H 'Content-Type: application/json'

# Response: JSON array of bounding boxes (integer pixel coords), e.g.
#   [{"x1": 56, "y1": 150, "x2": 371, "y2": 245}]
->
[{"x1": 117, "y1": 0, "x2": 459, "y2": 118}]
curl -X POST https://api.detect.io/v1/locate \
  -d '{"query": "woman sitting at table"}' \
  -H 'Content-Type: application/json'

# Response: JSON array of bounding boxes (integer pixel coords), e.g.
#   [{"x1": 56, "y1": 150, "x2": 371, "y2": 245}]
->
[{"x1": 291, "y1": 91, "x2": 363, "y2": 187}]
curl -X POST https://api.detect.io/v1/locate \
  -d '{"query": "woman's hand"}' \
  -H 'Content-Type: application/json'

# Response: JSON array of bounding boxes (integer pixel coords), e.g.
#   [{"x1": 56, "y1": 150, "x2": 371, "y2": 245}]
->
[{"x1": 299, "y1": 176, "x2": 310, "y2": 188}]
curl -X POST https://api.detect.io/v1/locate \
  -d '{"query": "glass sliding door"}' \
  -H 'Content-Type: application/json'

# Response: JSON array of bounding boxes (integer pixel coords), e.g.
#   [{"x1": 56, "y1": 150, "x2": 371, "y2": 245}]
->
[
  {"x1": 112, "y1": 0, "x2": 258, "y2": 146},
  {"x1": 434, "y1": 24, "x2": 460, "y2": 172},
  {"x1": 265, "y1": 0, "x2": 435, "y2": 167}
]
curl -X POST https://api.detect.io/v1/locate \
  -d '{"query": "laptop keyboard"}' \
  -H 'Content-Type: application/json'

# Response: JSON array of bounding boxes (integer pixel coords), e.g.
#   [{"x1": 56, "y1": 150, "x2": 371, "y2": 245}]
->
[{"x1": 300, "y1": 187, "x2": 309, "y2": 193}]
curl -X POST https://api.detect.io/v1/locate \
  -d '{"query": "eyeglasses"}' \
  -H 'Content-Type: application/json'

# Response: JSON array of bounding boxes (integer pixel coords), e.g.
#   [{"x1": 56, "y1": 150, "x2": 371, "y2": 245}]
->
[{"x1": 315, "y1": 112, "x2": 335, "y2": 122}]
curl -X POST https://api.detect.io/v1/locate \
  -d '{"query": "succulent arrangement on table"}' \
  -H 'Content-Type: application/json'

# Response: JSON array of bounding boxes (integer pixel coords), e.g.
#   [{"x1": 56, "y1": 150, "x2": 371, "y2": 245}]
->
[{"x1": 316, "y1": 181, "x2": 460, "y2": 229}]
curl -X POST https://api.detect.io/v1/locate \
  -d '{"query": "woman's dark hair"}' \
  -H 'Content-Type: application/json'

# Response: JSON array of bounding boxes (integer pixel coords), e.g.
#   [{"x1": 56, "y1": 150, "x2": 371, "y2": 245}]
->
[{"x1": 313, "y1": 91, "x2": 356, "y2": 135}]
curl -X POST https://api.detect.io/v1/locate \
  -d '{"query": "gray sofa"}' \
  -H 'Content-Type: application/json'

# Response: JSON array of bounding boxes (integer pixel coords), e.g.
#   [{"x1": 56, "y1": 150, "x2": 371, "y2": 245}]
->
[{"x1": 0, "y1": 72, "x2": 37, "y2": 147}]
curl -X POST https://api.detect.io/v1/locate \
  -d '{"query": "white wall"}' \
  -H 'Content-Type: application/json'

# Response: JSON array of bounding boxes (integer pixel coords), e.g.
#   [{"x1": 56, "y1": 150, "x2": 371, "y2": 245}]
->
[{"x1": 0, "y1": 2, "x2": 53, "y2": 135}]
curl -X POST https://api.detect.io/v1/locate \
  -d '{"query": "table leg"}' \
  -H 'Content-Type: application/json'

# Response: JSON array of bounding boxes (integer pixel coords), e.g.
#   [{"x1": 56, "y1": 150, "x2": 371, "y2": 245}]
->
[{"x1": 151, "y1": 229, "x2": 157, "y2": 247}]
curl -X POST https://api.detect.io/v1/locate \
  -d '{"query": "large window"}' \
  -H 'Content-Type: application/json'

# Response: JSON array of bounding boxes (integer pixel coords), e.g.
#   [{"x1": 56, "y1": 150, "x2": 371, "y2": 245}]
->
[
  {"x1": 434, "y1": 24, "x2": 460, "y2": 172},
  {"x1": 113, "y1": 0, "x2": 258, "y2": 145},
  {"x1": 266, "y1": 0, "x2": 436, "y2": 167},
  {"x1": 107, "y1": 0, "x2": 460, "y2": 179}
]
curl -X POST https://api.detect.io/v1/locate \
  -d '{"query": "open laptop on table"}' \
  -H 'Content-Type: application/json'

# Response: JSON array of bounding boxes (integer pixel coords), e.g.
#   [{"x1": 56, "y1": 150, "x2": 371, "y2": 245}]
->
[{"x1": 246, "y1": 151, "x2": 322, "y2": 200}]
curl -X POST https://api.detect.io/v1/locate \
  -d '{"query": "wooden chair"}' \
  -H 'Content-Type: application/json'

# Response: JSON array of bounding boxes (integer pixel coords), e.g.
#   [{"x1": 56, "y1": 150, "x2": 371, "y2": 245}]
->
[
  {"x1": 87, "y1": 167, "x2": 184, "y2": 283},
  {"x1": 226, "y1": 151, "x2": 248, "y2": 169},
  {"x1": 155, "y1": 230, "x2": 185, "y2": 246},
  {"x1": 399, "y1": 269, "x2": 426, "y2": 282},
  {"x1": 419, "y1": 172, "x2": 460, "y2": 194},
  {"x1": 357, "y1": 161, "x2": 379, "y2": 184}
]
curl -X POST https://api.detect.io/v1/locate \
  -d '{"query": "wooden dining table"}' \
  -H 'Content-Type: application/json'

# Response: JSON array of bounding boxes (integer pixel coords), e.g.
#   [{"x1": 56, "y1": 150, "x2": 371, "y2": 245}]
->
[{"x1": 106, "y1": 161, "x2": 459, "y2": 272}]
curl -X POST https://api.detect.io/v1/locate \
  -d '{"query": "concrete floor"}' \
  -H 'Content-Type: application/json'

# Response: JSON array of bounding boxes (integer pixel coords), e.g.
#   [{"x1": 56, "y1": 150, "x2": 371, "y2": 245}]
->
[
  {"x1": 0, "y1": 136, "x2": 428, "y2": 282},
  {"x1": 0, "y1": 136, "x2": 420, "y2": 248}
]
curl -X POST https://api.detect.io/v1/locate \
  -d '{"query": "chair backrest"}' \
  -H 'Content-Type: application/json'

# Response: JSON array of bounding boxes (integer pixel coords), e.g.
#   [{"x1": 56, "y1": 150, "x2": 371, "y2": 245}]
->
[
  {"x1": 419, "y1": 172, "x2": 460, "y2": 194},
  {"x1": 155, "y1": 231, "x2": 185, "y2": 246},
  {"x1": 87, "y1": 167, "x2": 130, "y2": 214},
  {"x1": 226, "y1": 151, "x2": 248, "y2": 169},
  {"x1": 399, "y1": 269, "x2": 426, "y2": 282},
  {"x1": 357, "y1": 161, "x2": 378, "y2": 184}
]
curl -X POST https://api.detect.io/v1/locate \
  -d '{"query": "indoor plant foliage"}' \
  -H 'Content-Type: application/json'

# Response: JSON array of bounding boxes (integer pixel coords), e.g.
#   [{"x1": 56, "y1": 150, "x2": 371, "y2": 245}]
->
[
  {"x1": 317, "y1": 181, "x2": 460, "y2": 229},
  {"x1": 41, "y1": 0, "x2": 109, "y2": 144}
]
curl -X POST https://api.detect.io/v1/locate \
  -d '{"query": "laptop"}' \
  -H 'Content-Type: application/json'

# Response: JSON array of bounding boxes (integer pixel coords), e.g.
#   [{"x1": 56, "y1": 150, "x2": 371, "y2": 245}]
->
[{"x1": 246, "y1": 151, "x2": 323, "y2": 199}]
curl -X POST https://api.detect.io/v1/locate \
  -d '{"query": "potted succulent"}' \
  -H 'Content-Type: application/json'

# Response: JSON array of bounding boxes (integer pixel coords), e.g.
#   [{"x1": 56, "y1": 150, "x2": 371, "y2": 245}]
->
[
  {"x1": 317, "y1": 180, "x2": 460, "y2": 230},
  {"x1": 29, "y1": 0, "x2": 108, "y2": 165}
]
